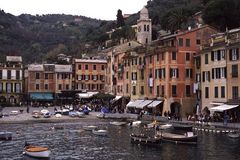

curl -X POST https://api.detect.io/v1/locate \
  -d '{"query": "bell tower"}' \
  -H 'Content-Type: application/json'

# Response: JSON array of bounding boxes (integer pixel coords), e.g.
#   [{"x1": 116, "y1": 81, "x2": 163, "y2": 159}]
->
[{"x1": 137, "y1": 6, "x2": 152, "y2": 45}]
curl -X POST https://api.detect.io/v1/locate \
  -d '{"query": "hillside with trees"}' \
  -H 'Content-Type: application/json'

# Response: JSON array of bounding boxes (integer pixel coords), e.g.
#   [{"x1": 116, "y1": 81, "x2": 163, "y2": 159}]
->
[{"x1": 0, "y1": 0, "x2": 239, "y2": 63}]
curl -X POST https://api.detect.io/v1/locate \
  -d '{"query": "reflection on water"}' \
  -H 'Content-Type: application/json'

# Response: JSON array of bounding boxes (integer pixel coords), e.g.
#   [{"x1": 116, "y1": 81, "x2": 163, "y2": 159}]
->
[{"x1": 0, "y1": 120, "x2": 240, "y2": 160}]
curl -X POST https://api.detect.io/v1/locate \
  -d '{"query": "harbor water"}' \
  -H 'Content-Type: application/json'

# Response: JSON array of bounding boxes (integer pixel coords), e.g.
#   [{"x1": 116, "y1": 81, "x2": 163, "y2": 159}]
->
[{"x1": 0, "y1": 120, "x2": 239, "y2": 160}]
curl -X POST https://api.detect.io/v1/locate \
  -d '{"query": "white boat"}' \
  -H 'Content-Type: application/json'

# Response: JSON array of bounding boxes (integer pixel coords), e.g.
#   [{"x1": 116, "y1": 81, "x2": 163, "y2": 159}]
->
[
  {"x1": 83, "y1": 125, "x2": 97, "y2": 131},
  {"x1": 227, "y1": 132, "x2": 240, "y2": 138},
  {"x1": 24, "y1": 145, "x2": 51, "y2": 158},
  {"x1": 92, "y1": 129, "x2": 108, "y2": 136},
  {"x1": 96, "y1": 113, "x2": 105, "y2": 119},
  {"x1": 110, "y1": 121, "x2": 127, "y2": 126},
  {"x1": 128, "y1": 121, "x2": 141, "y2": 127},
  {"x1": 55, "y1": 113, "x2": 62, "y2": 118}
]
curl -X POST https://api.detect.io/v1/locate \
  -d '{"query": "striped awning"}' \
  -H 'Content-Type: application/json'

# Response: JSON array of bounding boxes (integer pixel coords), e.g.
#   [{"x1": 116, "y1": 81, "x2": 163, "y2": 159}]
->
[
  {"x1": 136, "y1": 100, "x2": 153, "y2": 109},
  {"x1": 126, "y1": 100, "x2": 144, "y2": 108},
  {"x1": 147, "y1": 101, "x2": 162, "y2": 108}
]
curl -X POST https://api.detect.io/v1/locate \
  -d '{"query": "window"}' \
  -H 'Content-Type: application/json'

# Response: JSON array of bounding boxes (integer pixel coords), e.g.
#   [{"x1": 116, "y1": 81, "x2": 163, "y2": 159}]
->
[
  {"x1": 186, "y1": 85, "x2": 191, "y2": 97},
  {"x1": 0, "y1": 83, "x2": 2, "y2": 92},
  {"x1": 126, "y1": 84, "x2": 128, "y2": 93},
  {"x1": 132, "y1": 72, "x2": 137, "y2": 80},
  {"x1": 186, "y1": 69, "x2": 193, "y2": 78},
  {"x1": 157, "y1": 85, "x2": 160, "y2": 97},
  {"x1": 0, "y1": 70, "x2": 2, "y2": 79},
  {"x1": 186, "y1": 53, "x2": 190, "y2": 61},
  {"x1": 58, "y1": 84, "x2": 62, "y2": 90},
  {"x1": 36, "y1": 73, "x2": 40, "y2": 79},
  {"x1": 45, "y1": 84, "x2": 48, "y2": 90},
  {"x1": 149, "y1": 56, "x2": 152, "y2": 64},
  {"x1": 149, "y1": 87, "x2": 153, "y2": 94},
  {"x1": 205, "y1": 54, "x2": 208, "y2": 64},
  {"x1": 78, "y1": 65, "x2": 81, "y2": 70},
  {"x1": 102, "y1": 65, "x2": 105, "y2": 70},
  {"x1": 161, "y1": 85, "x2": 164, "y2": 97},
  {"x1": 186, "y1": 39, "x2": 190, "y2": 47},
  {"x1": 126, "y1": 72, "x2": 128, "y2": 79},
  {"x1": 85, "y1": 64, "x2": 88, "y2": 70},
  {"x1": 147, "y1": 25, "x2": 149, "y2": 32},
  {"x1": 196, "y1": 39, "x2": 201, "y2": 45},
  {"x1": 214, "y1": 87, "x2": 218, "y2": 98},
  {"x1": 140, "y1": 86, "x2": 144, "y2": 95},
  {"x1": 93, "y1": 65, "x2": 96, "y2": 70},
  {"x1": 172, "y1": 85, "x2": 177, "y2": 97},
  {"x1": 144, "y1": 25, "x2": 146, "y2": 31},
  {"x1": 7, "y1": 70, "x2": 11, "y2": 79},
  {"x1": 221, "y1": 86, "x2": 225, "y2": 98},
  {"x1": 15, "y1": 83, "x2": 20, "y2": 93},
  {"x1": 85, "y1": 75, "x2": 89, "y2": 80},
  {"x1": 141, "y1": 70, "x2": 144, "y2": 80},
  {"x1": 157, "y1": 54, "x2": 159, "y2": 61},
  {"x1": 170, "y1": 68, "x2": 178, "y2": 78},
  {"x1": 178, "y1": 38, "x2": 183, "y2": 46},
  {"x1": 232, "y1": 86, "x2": 239, "y2": 99},
  {"x1": 45, "y1": 73, "x2": 48, "y2": 79},
  {"x1": 16, "y1": 70, "x2": 20, "y2": 80},
  {"x1": 132, "y1": 86, "x2": 136, "y2": 95},
  {"x1": 139, "y1": 57, "x2": 142, "y2": 65},
  {"x1": 230, "y1": 48, "x2": 239, "y2": 61},
  {"x1": 232, "y1": 64, "x2": 238, "y2": 78},
  {"x1": 205, "y1": 87, "x2": 209, "y2": 98},
  {"x1": 172, "y1": 52, "x2": 176, "y2": 60},
  {"x1": 161, "y1": 53, "x2": 164, "y2": 60},
  {"x1": 36, "y1": 84, "x2": 40, "y2": 90}
]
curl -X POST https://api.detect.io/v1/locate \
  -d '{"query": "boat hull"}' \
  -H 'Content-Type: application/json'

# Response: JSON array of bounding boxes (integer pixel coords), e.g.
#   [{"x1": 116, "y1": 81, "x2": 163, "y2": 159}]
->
[
  {"x1": 160, "y1": 132, "x2": 197, "y2": 144},
  {"x1": 130, "y1": 134, "x2": 161, "y2": 146},
  {"x1": 173, "y1": 124, "x2": 193, "y2": 131},
  {"x1": 24, "y1": 150, "x2": 51, "y2": 158},
  {"x1": 92, "y1": 129, "x2": 108, "y2": 136},
  {"x1": 0, "y1": 132, "x2": 12, "y2": 140}
]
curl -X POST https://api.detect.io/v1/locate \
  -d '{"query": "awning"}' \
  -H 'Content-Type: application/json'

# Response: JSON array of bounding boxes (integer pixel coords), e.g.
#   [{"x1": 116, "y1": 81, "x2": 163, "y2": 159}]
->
[
  {"x1": 77, "y1": 92, "x2": 98, "y2": 98},
  {"x1": 127, "y1": 100, "x2": 144, "y2": 108},
  {"x1": 136, "y1": 100, "x2": 153, "y2": 109},
  {"x1": 111, "y1": 96, "x2": 122, "y2": 104},
  {"x1": 210, "y1": 104, "x2": 239, "y2": 112},
  {"x1": 30, "y1": 93, "x2": 53, "y2": 100},
  {"x1": 147, "y1": 101, "x2": 162, "y2": 108},
  {"x1": 210, "y1": 102, "x2": 224, "y2": 106}
]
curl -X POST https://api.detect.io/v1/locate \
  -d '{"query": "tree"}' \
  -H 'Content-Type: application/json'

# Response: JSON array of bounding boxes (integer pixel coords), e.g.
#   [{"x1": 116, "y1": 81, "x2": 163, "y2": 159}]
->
[
  {"x1": 202, "y1": 0, "x2": 240, "y2": 31},
  {"x1": 116, "y1": 9, "x2": 125, "y2": 28}
]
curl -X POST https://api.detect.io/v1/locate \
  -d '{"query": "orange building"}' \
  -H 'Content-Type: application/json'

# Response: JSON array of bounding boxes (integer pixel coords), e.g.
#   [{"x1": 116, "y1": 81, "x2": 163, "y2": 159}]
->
[{"x1": 74, "y1": 59, "x2": 107, "y2": 92}]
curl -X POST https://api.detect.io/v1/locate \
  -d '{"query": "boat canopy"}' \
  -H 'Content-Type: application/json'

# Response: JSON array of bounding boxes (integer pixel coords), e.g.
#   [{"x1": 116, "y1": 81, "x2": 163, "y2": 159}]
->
[
  {"x1": 147, "y1": 101, "x2": 162, "y2": 108},
  {"x1": 210, "y1": 104, "x2": 239, "y2": 112}
]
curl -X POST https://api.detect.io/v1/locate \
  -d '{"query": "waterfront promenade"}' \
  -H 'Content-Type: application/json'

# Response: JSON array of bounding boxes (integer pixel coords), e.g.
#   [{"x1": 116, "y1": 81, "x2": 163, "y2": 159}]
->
[{"x1": 1, "y1": 106, "x2": 240, "y2": 130}]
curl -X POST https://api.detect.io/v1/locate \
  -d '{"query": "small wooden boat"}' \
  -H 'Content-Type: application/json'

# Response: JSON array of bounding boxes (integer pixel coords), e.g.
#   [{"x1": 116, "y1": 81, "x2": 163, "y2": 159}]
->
[
  {"x1": 157, "y1": 132, "x2": 197, "y2": 144},
  {"x1": 24, "y1": 145, "x2": 51, "y2": 158},
  {"x1": 110, "y1": 121, "x2": 127, "y2": 126},
  {"x1": 172, "y1": 123, "x2": 193, "y2": 131},
  {"x1": 227, "y1": 132, "x2": 240, "y2": 139},
  {"x1": 130, "y1": 134, "x2": 161, "y2": 146},
  {"x1": 0, "y1": 132, "x2": 12, "y2": 140},
  {"x1": 92, "y1": 129, "x2": 108, "y2": 136},
  {"x1": 83, "y1": 125, "x2": 97, "y2": 131}
]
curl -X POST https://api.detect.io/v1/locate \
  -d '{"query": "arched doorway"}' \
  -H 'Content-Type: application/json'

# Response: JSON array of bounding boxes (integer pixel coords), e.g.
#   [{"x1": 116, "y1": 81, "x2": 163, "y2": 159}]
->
[{"x1": 170, "y1": 102, "x2": 181, "y2": 116}]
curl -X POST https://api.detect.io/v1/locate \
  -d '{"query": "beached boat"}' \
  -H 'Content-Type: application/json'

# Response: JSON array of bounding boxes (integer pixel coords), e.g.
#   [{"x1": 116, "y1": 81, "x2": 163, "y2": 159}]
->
[
  {"x1": 110, "y1": 121, "x2": 127, "y2": 126},
  {"x1": 157, "y1": 132, "x2": 197, "y2": 144},
  {"x1": 55, "y1": 113, "x2": 62, "y2": 118},
  {"x1": 227, "y1": 132, "x2": 240, "y2": 139},
  {"x1": 83, "y1": 125, "x2": 97, "y2": 131},
  {"x1": 0, "y1": 132, "x2": 12, "y2": 140},
  {"x1": 96, "y1": 113, "x2": 105, "y2": 119},
  {"x1": 128, "y1": 121, "x2": 141, "y2": 127},
  {"x1": 130, "y1": 134, "x2": 161, "y2": 146},
  {"x1": 32, "y1": 112, "x2": 41, "y2": 118},
  {"x1": 24, "y1": 145, "x2": 51, "y2": 158},
  {"x1": 172, "y1": 123, "x2": 193, "y2": 131},
  {"x1": 92, "y1": 129, "x2": 108, "y2": 136}
]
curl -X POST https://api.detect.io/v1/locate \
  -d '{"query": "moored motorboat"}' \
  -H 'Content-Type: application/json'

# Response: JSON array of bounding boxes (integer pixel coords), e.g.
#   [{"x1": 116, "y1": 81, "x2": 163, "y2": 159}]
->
[
  {"x1": 227, "y1": 132, "x2": 240, "y2": 139},
  {"x1": 24, "y1": 145, "x2": 51, "y2": 158},
  {"x1": 83, "y1": 125, "x2": 97, "y2": 131},
  {"x1": 172, "y1": 123, "x2": 193, "y2": 131},
  {"x1": 157, "y1": 131, "x2": 197, "y2": 144},
  {"x1": 128, "y1": 121, "x2": 141, "y2": 127},
  {"x1": 0, "y1": 131, "x2": 12, "y2": 140},
  {"x1": 110, "y1": 121, "x2": 127, "y2": 126},
  {"x1": 92, "y1": 129, "x2": 108, "y2": 136},
  {"x1": 130, "y1": 134, "x2": 161, "y2": 146}
]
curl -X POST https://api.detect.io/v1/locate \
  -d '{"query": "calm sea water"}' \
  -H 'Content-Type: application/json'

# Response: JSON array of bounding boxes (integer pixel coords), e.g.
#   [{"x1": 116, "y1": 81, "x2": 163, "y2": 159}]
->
[{"x1": 0, "y1": 120, "x2": 239, "y2": 160}]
